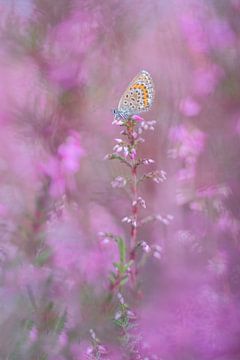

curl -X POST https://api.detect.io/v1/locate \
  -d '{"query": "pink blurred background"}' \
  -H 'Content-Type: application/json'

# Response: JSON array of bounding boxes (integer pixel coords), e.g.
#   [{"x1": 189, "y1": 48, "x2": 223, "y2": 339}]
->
[{"x1": 0, "y1": 0, "x2": 240, "y2": 359}]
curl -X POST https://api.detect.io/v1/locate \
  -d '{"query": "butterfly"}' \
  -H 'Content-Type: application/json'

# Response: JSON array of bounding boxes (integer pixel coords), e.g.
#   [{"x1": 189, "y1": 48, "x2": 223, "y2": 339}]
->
[{"x1": 113, "y1": 70, "x2": 155, "y2": 120}]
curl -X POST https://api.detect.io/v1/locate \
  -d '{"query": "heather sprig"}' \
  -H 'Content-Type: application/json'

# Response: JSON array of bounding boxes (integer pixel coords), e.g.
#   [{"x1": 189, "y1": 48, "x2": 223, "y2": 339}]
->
[
  {"x1": 86, "y1": 329, "x2": 108, "y2": 359},
  {"x1": 113, "y1": 292, "x2": 141, "y2": 358},
  {"x1": 104, "y1": 114, "x2": 168, "y2": 295},
  {"x1": 113, "y1": 293, "x2": 159, "y2": 360}
]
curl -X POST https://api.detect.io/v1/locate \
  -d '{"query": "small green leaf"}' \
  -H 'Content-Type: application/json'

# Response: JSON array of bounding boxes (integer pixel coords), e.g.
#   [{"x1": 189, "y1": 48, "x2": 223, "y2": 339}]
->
[
  {"x1": 120, "y1": 277, "x2": 129, "y2": 286},
  {"x1": 108, "y1": 154, "x2": 132, "y2": 168},
  {"x1": 35, "y1": 249, "x2": 51, "y2": 266},
  {"x1": 114, "y1": 318, "x2": 124, "y2": 327},
  {"x1": 118, "y1": 263, "x2": 125, "y2": 274},
  {"x1": 113, "y1": 262, "x2": 121, "y2": 270},
  {"x1": 117, "y1": 237, "x2": 126, "y2": 264},
  {"x1": 108, "y1": 272, "x2": 116, "y2": 284},
  {"x1": 54, "y1": 310, "x2": 67, "y2": 334}
]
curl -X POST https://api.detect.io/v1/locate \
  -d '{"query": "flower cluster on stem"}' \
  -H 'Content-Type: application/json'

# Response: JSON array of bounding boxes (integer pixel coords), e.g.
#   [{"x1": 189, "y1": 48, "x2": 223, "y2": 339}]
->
[{"x1": 103, "y1": 114, "x2": 170, "y2": 296}]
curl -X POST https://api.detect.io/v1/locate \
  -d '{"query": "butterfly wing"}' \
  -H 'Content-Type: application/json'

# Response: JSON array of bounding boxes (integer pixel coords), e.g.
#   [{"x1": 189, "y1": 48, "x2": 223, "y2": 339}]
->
[{"x1": 117, "y1": 70, "x2": 155, "y2": 116}]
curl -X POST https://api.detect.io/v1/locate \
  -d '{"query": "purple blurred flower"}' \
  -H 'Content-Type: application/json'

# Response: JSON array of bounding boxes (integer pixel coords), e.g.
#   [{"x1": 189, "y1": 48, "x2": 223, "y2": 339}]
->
[
  {"x1": 217, "y1": 212, "x2": 240, "y2": 236},
  {"x1": 208, "y1": 252, "x2": 227, "y2": 276},
  {"x1": 41, "y1": 156, "x2": 65, "y2": 197},
  {"x1": 180, "y1": 11, "x2": 209, "y2": 53},
  {"x1": 58, "y1": 132, "x2": 85, "y2": 175},
  {"x1": 48, "y1": 61, "x2": 82, "y2": 90},
  {"x1": 29, "y1": 326, "x2": 38, "y2": 342},
  {"x1": 178, "y1": 167, "x2": 195, "y2": 181},
  {"x1": 208, "y1": 19, "x2": 236, "y2": 49},
  {"x1": 44, "y1": 9, "x2": 102, "y2": 88},
  {"x1": 58, "y1": 332, "x2": 68, "y2": 348},
  {"x1": 236, "y1": 117, "x2": 240, "y2": 135},
  {"x1": 15, "y1": 264, "x2": 50, "y2": 291},
  {"x1": 179, "y1": 96, "x2": 201, "y2": 117},
  {"x1": 41, "y1": 132, "x2": 85, "y2": 196},
  {"x1": 193, "y1": 64, "x2": 224, "y2": 96},
  {"x1": 169, "y1": 125, "x2": 206, "y2": 157},
  {"x1": 111, "y1": 176, "x2": 126, "y2": 188}
]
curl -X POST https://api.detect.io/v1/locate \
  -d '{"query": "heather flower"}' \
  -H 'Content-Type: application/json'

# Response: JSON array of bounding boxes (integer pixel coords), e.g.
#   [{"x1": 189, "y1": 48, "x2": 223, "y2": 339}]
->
[
  {"x1": 217, "y1": 212, "x2": 240, "y2": 236},
  {"x1": 141, "y1": 241, "x2": 151, "y2": 253},
  {"x1": 41, "y1": 156, "x2": 66, "y2": 197},
  {"x1": 180, "y1": 11, "x2": 209, "y2": 53},
  {"x1": 236, "y1": 116, "x2": 240, "y2": 135},
  {"x1": 111, "y1": 176, "x2": 127, "y2": 188},
  {"x1": 29, "y1": 326, "x2": 38, "y2": 342},
  {"x1": 58, "y1": 332, "x2": 68, "y2": 348},
  {"x1": 193, "y1": 64, "x2": 224, "y2": 96},
  {"x1": 169, "y1": 126, "x2": 206, "y2": 168},
  {"x1": 58, "y1": 132, "x2": 85, "y2": 174},
  {"x1": 179, "y1": 96, "x2": 201, "y2": 117},
  {"x1": 132, "y1": 115, "x2": 144, "y2": 122},
  {"x1": 208, "y1": 19, "x2": 236, "y2": 49},
  {"x1": 208, "y1": 252, "x2": 227, "y2": 276},
  {"x1": 41, "y1": 132, "x2": 85, "y2": 196}
]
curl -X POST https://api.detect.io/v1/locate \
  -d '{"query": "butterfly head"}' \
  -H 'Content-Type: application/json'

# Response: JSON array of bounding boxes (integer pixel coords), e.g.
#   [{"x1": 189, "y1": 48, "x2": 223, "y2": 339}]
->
[{"x1": 112, "y1": 108, "x2": 130, "y2": 121}]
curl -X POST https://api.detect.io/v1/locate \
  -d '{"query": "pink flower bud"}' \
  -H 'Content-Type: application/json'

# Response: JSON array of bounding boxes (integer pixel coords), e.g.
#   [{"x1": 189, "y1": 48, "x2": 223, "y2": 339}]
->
[
  {"x1": 29, "y1": 327, "x2": 38, "y2": 342},
  {"x1": 132, "y1": 115, "x2": 144, "y2": 122}
]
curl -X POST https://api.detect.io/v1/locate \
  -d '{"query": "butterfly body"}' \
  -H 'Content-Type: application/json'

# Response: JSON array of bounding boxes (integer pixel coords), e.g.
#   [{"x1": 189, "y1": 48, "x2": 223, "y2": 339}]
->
[{"x1": 114, "y1": 70, "x2": 155, "y2": 119}]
